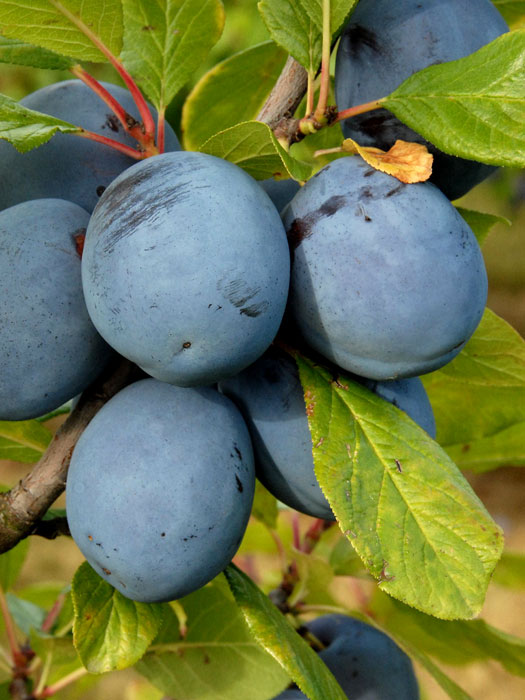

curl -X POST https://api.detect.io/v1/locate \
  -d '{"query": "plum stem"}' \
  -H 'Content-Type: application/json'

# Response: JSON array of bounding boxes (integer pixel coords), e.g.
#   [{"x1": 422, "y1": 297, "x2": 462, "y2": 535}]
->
[
  {"x1": 35, "y1": 668, "x2": 88, "y2": 698},
  {"x1": 335, "y1": 99, "x2": 385, "y2": 123},
  {"x1": 314, "y1": 0, "x2": 332, "y2": 121},
  {"x1": 0, "y1": 586, "x2": 22, "y2": 666},
  {"x1": 49, "y1": 0, "x2": 157, "y2": 147},
  {"x1": 157, "y1": 107, "x2": 166, "y2": 154},
  {"x1": 76, "y1": 129, "x2": 149, "y2": 159},
  {"x1": 70, "y1": 65, "x2": 153, "y2": 149}
]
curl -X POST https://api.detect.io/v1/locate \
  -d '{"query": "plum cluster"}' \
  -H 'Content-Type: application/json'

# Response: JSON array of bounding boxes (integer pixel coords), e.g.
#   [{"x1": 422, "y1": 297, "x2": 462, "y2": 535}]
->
[{"x1": 0, "y1": 1, "x2": 505, "y2": 691}]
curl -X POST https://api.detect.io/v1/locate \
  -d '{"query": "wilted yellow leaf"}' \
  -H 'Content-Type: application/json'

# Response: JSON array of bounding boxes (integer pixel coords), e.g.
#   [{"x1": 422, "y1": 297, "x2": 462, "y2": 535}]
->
[{"x1": 342, "y1": 138, "x2": 433, "y2": 183}]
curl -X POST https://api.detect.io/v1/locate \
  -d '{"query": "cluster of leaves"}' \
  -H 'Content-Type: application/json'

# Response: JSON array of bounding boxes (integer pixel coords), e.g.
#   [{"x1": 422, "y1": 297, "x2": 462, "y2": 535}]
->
[{"x1": 0, "y1": 0, "x2": 524, "y2": 698}]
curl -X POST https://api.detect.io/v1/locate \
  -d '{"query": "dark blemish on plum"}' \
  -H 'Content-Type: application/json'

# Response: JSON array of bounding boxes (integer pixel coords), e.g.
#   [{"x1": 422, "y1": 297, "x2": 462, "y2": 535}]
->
[
  {"x1": 95, "y1": 542, "x2": 102, "y2": 547},
  {"x1": 360, "y1": 187, "x2": 373, "y2": 199},
  {"x1": 239, "y1": 301, "x2": 269, "y2": 317},
  {"x1": 96, "y1": 185, "x2": 106, "y2": 197},
  {"x1": 386, "y1": 184, "x2": 404, "y2": 198},
  {"x1": 218, "y1": 278, "x2": 261, "y2": 309},
  {"x1": 182, "y1": 341, "x2": 191, "y2": 349},
  {"x1": 208, "y1": 525, "x2": 215, "y2": 531},
  {"x1": 113, "y1": 548, "x2": 118, "y2": 551},
  {"x1": 119, "y1": 581, "x2": 127, "y2": 588},
  {"x1": 287, "y1": 195, "x2": 347, "y2": 250},
  {"x1": 72, "y1": 228, "x2": 86, "y2": 257},
  {"x1": 102, "y1": 567, "x2": 111, "y2": 575},
  {"x1": 208, "y1": 303, "x2": 212, "y2": 308},
  {"x1": 235, "y1": 475, "x2": 244, "y2": 493},
  {"x1": 345, "y1": 24, "x2": 382, "y2": 57},
  {"x1": 452, "y1": 339, "x2": 466, "y2": 350},
  {"x1": 182, "y1": 535, "x2": 197, "y2": 541},
  {"x1": 102, "y1": 170, "x2": 211, "y2": 252},
  {"x1": 364, "y1": 169, "x2": 375, "y2": 177},
  {"x1": 161, "y1": 532, "x2": 166, "y2": 537},
  {"x1": 234, "y1": 445, "x2": 242, "y2": 460},
  {"x1": 106, "y1": 114, "x2": 120, "y2": 132},
  {"x1": 352, "y1": 670, "x2": 359, "y2": 678}
]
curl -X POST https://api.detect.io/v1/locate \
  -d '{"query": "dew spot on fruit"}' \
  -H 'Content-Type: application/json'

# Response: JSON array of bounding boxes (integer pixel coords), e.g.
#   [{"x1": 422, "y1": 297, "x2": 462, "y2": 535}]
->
[{"x1": 235, "y1": 475, "x2": 244, "y2": 493}]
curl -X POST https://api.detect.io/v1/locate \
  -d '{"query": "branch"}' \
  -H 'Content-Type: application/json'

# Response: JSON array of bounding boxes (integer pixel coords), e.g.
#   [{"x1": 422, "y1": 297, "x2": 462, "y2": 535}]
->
[
  {"x1": 256, "y1": 56, "x2": 308, "y2": 140},
  {"x1": 0, "y1": 359, "x2": 138, "y2": 554}
]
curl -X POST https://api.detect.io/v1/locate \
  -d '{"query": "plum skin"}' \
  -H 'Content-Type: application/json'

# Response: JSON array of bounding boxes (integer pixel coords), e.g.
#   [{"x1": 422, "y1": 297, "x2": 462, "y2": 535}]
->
[
  {"x1": 66, "y1": 379, "x2": 255, "y2": 603},
  {"x1": 282, "y1": 156, "x2": 487, "y2": 381},
  {"x1": 273, "y1": 614, "x2": 419, "y2": 699},
  {"x1": 335, "y1": 0, "x2": 509, "y2": 200},
  {"x1": 82, "y1": 151, "x2": 290, "y2": 387},
  {"x1": 219, "y1": 348, "x2": 436, "y2": 521},
  {"x1": 0, "y1": 79, "x2": 181, "y2": 214},
  {"x1": 0, "y1": 199, "x2": 112, "y2": 421}
]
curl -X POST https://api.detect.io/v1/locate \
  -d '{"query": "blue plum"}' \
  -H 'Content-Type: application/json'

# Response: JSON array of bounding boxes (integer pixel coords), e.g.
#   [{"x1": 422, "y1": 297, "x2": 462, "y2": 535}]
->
[
  {"x1": 0, "y1": 80, "x2": 181, "y2": 213},
  {"x1": 82, "y1": 151, "x2": 290, "y2": 387},
  {"x1": 273, "y1": 615, "x2": 419, "y2": 699},
  {"x1": 283, "y1": 156, "x2": 487, "y2": 380},
  {"x1": 66, "y1": 378, "x2": 255, "y2": 603},
  {"x1": 335, "y1": 0, "x2": 508, "y2": 200},
  {"x1": 0, "y1": 199, "x2": 112, "y2": 421},
  {"x1": 260, "y1": 178, "x2": 301, "y2": 214},
  {"x1": 219, "y1": 348, "x2": 436, "y2": 520}
]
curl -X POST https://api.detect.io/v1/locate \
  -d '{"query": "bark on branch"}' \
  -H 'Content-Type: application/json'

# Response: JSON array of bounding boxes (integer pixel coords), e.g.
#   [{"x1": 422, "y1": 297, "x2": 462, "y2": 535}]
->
[{"x1": 0, "y1": 55, "x2": 309, "y2": 556}]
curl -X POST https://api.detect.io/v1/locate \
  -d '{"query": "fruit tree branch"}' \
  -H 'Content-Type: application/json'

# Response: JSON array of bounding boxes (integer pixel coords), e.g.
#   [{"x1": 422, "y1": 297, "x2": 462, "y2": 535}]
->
[
  {"x1": 0, "y1": 359, "x2": 137, "y2": 554},
  {"x1": 257, "y1": 56, "x2": 309, "y2": 142}
]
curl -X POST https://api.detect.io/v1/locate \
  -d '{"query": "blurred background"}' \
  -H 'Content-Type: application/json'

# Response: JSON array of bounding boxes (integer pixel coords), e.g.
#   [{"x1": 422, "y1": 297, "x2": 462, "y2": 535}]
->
[{"x1": 0, "y1": 1, "x2": 523, "y2": 698}]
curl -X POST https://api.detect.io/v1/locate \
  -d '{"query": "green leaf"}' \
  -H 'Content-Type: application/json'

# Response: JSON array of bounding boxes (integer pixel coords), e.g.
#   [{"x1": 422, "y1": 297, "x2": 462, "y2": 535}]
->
[
  {"x1": 329, "y1": 535, "x2": 369, "y2": 578},
  {"x1": 0, "y1": 418, "x2": 52, "y2": 462},
  {"x1": 422, "y1": 309, "x2": 525, "y2": 472},
  {"x1": 296, "y1": 354, "x2": 504, "y2": 620},
  {"x1": 493, "y1": 1, "x2": 525, "y2": 26},
  {"x1": 0, "y1": 539, "x2": 30, "y2": 590},
  {"x1": 0, "y1": 0, "x2": 123, "y2": 63},
  {"x1": 259, "y1": 0, "x2": 322, "y2": 72},
  {"x1": 224, "y1": 564, "x2": 347, "y2": 700},
  {"x1": 0, "y1": 92, "x2": 79, "y2": 152},
  {"x1": 251, "y1": 480, "x2": 279, "y2": 529},
  {"x1": 71, "y1": 562, "x2": 164, "y2": 673},
  {"x1": 6, "y1": 593, "x2": 46, "y2": 635},
  {"x1": 289, "y1": 550, "x2": 336, "y2": 607},
  {"x1": 456, "y1": 206, "x2": 511, "y2": 246},
  {"x1": 136, "y1": 577, "x2": 289, "y2": 700},
  {"x1": 121, "y1": 0, "x2": 225, "y2": 111},
  {"x1": 182, "y1": 41, "x2": 287, "y2": 151},
  {"x1": 384, "y1": 30, "x2": 525, "y2": 167},
  {"x1": 300, "y1": 0, "x2": 359, "y2": 36},
  {"x1": 200, "y1": 121, "x2": 311, "y2": 181},
  {"x1": 0, "y1": 35, "x2": 74, "y2": 68},
  {"x1": 371, "y1": 594, "x2": 525, "y2": 677},
  {"x1": 493, "y1": 551, "x2": 525, "y2": 589}
]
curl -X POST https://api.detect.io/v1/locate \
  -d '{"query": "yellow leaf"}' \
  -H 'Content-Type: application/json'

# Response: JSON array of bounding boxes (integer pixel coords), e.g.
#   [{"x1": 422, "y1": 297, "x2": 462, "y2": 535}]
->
[{"x1": 342, "y1": 138, "x2": 433, "y2": 183}]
